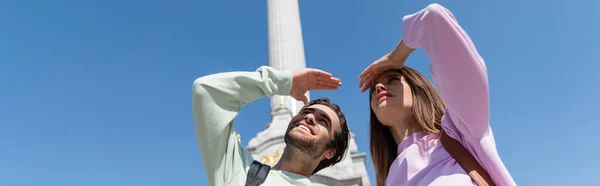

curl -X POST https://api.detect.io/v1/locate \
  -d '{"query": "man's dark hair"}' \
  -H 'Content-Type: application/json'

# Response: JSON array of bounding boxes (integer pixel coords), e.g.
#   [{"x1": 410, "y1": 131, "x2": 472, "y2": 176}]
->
[{"x1": 301, "y1": 98, "x2": 350, "y2": 174}]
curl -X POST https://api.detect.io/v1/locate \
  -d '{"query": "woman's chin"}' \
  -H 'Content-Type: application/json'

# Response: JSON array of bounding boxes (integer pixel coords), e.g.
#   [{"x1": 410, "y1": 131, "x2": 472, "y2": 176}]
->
[
  {"x1": 375, "y1": 102, "x2": 400, "y2": 112},
  {"x1": 374, "y1": 100, "x2": 394, "y2": 109}
]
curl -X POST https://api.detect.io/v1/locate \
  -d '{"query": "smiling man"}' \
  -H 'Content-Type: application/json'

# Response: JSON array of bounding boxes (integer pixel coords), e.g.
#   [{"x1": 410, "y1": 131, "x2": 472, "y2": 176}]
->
[{"x1": 192, "y1": 66, "x2": 350, "y2": 186}]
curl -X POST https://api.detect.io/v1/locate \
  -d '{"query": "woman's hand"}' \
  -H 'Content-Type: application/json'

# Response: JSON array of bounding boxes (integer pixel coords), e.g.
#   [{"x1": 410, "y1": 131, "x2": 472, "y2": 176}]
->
[
  {"x1": 358, "y1": 39, "x2": 415, "y2": 92},
  {"x1": 358, "y1": 54, "x2": 403, "y2": 92},
  {"x1": 291, "y1": 68, "x2": 342, "y2": 104}
]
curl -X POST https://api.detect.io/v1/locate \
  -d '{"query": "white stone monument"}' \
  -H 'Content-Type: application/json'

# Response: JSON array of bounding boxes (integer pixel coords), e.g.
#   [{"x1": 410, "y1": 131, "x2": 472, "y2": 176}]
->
[{"x1": 245, "y1": 0, "x2": 371, "y2": 185}]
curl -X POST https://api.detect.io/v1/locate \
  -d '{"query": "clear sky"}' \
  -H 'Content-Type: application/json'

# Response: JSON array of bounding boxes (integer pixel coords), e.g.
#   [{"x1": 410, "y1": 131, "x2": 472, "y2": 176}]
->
[{"x1": 2, "y1": 0, "x2": 599, "y2": 185}]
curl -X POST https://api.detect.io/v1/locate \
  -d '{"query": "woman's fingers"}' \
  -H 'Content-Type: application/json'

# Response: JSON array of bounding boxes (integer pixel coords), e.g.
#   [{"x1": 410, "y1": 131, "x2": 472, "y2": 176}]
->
[
  {"x1": 360, "y1": 56, "x2": 389, "y2": 78},
  {"x1": 359, "y1": 64, "x2": 376, "y2": 79},
  {"x1": 358, "y1": 76, "x2": 367, "y2": 90},
  {"x1": 359, "y1": 59, "x2": 400, "y2": 91},
  {"x1": 360, "y1": 72, "x2": 380, "y2": 92},
  {"x1": 360, "y1": 77, "x2": 372, "y2": 92},
  {"x1": 359, "y1": 66, "x2": 374, "y2": 88},
  {"x1": 359, "y1": 67, "x2": 379, "y2": 91},
  {"x1": 359, "y1": 75, "x2": 371, "y2": 91}
]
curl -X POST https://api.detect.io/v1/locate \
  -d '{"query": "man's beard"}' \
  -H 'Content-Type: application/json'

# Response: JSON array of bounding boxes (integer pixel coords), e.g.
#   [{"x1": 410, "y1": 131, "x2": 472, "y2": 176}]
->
[{"x1": 284, "y1": 129, "x2": 327, "y2": 159}]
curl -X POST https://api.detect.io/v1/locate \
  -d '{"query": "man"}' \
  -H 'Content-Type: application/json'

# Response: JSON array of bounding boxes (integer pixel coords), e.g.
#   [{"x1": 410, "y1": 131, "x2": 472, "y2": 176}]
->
[{"x1": 192, "y1": 66, "x2": 350, "y2": 186}]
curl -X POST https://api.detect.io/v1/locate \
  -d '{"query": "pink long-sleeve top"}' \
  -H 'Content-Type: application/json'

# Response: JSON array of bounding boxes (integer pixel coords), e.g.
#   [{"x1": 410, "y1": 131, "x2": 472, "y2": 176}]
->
[{"x1": 385, "y1": 4, "x2": 516, "y2": 186}]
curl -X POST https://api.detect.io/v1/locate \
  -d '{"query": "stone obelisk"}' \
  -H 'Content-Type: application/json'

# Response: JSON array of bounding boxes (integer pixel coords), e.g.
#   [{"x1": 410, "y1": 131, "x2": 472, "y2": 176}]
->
[{"x1": 267, "y1": 0, "x2": 307, "y2": 118}]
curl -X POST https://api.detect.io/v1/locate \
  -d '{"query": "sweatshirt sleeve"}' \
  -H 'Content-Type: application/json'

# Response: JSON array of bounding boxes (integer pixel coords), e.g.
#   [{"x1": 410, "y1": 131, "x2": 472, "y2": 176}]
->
[
  {"x1": 402, "y1": 3, "x2": 490, "y2": 138},
  {"x1": 191, "y1": 66, "x2": 293, "y2": 185}
]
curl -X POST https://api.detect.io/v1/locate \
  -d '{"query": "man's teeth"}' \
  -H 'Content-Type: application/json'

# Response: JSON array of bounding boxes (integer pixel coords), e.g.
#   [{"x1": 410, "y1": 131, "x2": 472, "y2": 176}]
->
[{"x1": 299, "y1": 125, "x2": 311, "y2": 134}]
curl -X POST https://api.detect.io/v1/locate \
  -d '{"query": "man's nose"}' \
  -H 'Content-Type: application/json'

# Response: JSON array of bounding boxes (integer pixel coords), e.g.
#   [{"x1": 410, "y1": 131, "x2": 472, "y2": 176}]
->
[{"x1": 303, "y1": 114, "x2": 316, "y2": 125}]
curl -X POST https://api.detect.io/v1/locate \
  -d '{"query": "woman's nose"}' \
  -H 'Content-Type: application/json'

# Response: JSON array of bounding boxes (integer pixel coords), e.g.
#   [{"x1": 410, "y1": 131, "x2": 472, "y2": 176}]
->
[{"x1": 375, "y1": 83, "x2": 386, "y2": 94}]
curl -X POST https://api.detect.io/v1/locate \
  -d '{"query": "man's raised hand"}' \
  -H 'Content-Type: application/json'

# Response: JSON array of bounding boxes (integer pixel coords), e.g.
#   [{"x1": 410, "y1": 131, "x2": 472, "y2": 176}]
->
[{"x1": 291, "y1": 68, "x2": 342, "y2": 104}]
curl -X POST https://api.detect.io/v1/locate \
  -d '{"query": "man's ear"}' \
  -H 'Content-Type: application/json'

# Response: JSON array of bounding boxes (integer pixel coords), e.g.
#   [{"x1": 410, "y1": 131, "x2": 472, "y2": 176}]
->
[{"x1": 323, "y1": 149, "x2": 336, "y2": 160}]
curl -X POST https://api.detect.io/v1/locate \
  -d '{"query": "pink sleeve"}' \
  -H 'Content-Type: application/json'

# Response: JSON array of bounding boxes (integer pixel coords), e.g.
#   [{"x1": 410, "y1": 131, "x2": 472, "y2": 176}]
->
[{"x1": 402, "y1": 4, "x2": 490, "y2": 138}]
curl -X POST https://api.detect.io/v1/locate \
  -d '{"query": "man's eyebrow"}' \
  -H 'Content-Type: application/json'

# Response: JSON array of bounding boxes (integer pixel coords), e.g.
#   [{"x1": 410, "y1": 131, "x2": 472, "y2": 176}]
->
[
  {"x1": 303, "y1": 107, "x2": 315, "y2": 112},
  {"x1": 316, "y1": 108, "x2": 332, "y2": 126},
  {"x1": 320, "y1": 109, "x2": 332, "y2": 125}
]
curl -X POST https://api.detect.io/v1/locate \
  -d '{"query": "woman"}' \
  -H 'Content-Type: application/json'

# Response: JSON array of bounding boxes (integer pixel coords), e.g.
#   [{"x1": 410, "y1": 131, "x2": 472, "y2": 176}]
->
[{"x1": 358, "y1": 4, "x2": 515, "y2": 186}]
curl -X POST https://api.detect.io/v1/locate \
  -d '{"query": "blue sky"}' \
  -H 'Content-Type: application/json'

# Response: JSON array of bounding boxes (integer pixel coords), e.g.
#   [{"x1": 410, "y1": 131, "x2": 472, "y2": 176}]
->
[{"x1": 1, "y1": 0, "x2": 599, "y2": 185}]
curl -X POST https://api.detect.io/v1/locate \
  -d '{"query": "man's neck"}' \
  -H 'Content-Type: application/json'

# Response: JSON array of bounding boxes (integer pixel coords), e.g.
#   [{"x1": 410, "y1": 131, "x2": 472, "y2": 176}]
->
[{"x1": 273, "y1": 147, "x2": 319, "y2": 177}]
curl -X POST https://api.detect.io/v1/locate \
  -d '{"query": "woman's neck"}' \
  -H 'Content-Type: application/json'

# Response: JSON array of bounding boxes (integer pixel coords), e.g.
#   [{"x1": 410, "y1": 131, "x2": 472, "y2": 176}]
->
[{"x1": 388, "y1": 117, "x2": 423, "y2": 145}]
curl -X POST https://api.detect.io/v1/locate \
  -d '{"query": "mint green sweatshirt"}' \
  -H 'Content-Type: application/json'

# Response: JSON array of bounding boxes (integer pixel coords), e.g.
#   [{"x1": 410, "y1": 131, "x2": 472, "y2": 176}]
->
[{"x1": 192, "y1": 66, "x2": 312, "y2": 186}]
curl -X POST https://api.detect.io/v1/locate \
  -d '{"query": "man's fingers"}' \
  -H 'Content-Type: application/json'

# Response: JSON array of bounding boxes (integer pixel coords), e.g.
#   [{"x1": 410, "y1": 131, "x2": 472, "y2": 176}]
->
[
  {"x1": 298, "y1": 95, "x2": 309, "y2": 105},
  {"x1": 308, "y1": 77, "x2": 341, "y2": 90},
  {"x1": 311, "y1": 69, "x2": 333, "y2": 78},
  {"x1": 302, "y1": 68, "x2": 342, "y2": 91},
  {"x1": 326, "y1": 77, "x2": 341, "y2": 84},
  {"x1": 316, "y1": 80, "x2": 341, "y2": 89},
  {"x1": 315, "y1": 76, "x2": 340, "y2": 84},
  {"x1": 316, "y1": 84, "x2": 339, "y2": 90},
  {"x1": 316, "y1": 79, "x2": 341, "y2": 90}
]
